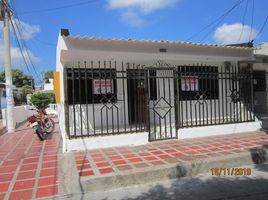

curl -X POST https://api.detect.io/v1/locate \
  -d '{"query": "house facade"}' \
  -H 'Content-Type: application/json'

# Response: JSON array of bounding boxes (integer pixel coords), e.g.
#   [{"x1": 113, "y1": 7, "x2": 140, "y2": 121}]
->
[{"x1": 56, "y1": 29, "x2": 261, "y2": 152}]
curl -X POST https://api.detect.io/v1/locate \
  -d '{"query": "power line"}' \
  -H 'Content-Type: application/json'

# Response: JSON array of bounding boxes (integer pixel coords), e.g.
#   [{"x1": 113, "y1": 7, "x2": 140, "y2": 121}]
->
[
  {"x1": 237, "y1": 0, "x2": 249, "y2": 43},
  {"x1": 19, "y1": 0, "x2": 102, "y2": 15},
  {"x1": 186, "y1": 0, "x2": 244, "y2": 41},
  {"x1": 2, "y1": 0, "x2": 42, "y2": 82},
  {"x1": 249, "y1": 0, "x2": 255, "y2": 41},
  {"x1": 254, "y1": 15, "x2": 268, "y2": 40}
]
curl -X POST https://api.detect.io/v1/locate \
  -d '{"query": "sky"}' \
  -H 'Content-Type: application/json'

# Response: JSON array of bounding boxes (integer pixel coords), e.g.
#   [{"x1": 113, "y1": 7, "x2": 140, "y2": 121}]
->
[{"x1": 0, "y1": 0, "x2": 268, "y2": 83}]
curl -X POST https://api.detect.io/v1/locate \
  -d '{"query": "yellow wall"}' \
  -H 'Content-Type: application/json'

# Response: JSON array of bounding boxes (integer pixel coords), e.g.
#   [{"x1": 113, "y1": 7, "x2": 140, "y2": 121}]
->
[{"x1": 53, "y1": 72, "x2": 60, "y2": 104}]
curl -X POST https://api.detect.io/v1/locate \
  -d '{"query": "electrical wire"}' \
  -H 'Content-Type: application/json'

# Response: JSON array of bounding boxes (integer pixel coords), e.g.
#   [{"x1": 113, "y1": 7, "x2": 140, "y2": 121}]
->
[
  {"x1": 254, "y1": 15, "x2": 268, "y2": 40},
  {"x1": 2, "y1": 1, "x2": 42, "y2": 82},
  {"x1": 249, "y1": 0, "x2": 255, "y2": 41},
  {"x1": 186, "y1": 0, "x2": 244, "y2": 42},
  {"x1": 237, "y1": 0, "x2": 249, "y2": 43},
  {"x1": 19, "y1": 0, "x2": 102, "y2": 15}
]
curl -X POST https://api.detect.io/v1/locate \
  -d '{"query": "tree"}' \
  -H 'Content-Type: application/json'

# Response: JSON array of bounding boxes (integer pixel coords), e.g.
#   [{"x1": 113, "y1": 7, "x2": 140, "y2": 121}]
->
[
  {"x1": 0, "y1": 69, "x2": 33, "y2": 88},
  {"x1": 42, "y1": 70, "x2": 54, "y2": 82},
  {"x1": 29, "y1": 92, "x2": 53, "y2": 110},
  {"x1": 21, "y1": 85, "x2": 33, "y2": 95}
]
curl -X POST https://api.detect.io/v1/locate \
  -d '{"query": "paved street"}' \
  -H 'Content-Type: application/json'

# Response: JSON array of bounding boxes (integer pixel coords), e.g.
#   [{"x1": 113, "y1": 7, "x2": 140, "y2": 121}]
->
[{"x1": 62, "y1": 163, "x2": 268, "y2": 200}]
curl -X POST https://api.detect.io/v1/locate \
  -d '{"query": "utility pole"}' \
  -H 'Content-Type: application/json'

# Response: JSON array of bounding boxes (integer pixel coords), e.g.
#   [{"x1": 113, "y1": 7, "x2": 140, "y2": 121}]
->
[{"x1": 1, "y1": 0, "x2": 15, "y2": 132}]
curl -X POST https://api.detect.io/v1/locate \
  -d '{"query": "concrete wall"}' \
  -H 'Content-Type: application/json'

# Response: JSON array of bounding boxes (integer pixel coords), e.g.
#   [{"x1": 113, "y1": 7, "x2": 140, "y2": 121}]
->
[{"x1": 2, "y1": 105, "x2": 36, "y2": 127}]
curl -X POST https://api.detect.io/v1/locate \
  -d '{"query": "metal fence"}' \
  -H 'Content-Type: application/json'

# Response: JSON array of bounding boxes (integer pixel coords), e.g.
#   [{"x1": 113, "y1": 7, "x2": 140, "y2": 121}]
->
[{"x1": 64, "y1": 61, "x2": 254, "y2": 140}]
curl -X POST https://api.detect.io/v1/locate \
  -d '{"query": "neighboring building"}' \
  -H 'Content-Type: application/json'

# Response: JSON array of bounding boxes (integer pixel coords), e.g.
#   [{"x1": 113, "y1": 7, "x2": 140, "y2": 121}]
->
[
  {"x1": 56, "y1": 29, "x2": 261, "y2": 152},
  {"x1": 43, "y1": 78, "x2": 54, "y2": 92},
  {"x1": 253, "y1": 42, "x2": 268, "y2": 116}
]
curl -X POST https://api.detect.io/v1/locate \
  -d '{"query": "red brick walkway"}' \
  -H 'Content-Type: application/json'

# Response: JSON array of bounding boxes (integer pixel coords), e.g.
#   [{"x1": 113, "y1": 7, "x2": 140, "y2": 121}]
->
[
  {"x1": 0, "y1": 120, "x2": 60, "y2": 200},
  {"x1": 74, "y1": 131, "x2": 268, "y2": 178}
]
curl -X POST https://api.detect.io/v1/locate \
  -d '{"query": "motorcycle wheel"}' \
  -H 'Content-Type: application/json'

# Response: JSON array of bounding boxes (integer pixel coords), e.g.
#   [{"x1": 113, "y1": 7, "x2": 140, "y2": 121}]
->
[
  {"x1": 36, "y1": 126, "x2": 46, "y2": 141},
  {"x1": 44, "y1": 118, "x2": 55, "y2": 134}
]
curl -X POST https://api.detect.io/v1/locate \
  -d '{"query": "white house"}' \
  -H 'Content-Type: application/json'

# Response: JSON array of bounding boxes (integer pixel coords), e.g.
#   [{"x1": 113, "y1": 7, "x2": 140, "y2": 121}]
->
[{"x1": 56, "y1": 29, "x2": 261, "y2": 152}]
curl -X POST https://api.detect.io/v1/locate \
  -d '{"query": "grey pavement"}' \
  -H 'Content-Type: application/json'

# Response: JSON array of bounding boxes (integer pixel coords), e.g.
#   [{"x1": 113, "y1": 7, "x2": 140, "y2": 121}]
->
[{"x1": 55, "y1": 163, "x2": 268, "y2": 200}]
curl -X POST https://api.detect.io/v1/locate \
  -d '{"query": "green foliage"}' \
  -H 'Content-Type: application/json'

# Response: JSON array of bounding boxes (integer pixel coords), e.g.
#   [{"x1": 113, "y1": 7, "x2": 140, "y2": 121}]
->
[
  {"x1": 42, "y1": 70, "x2": 54, "y2": 82},
  {"x1": 0, "y1": 69, "x2": 33, "y2": 88},
  {"x1": 21, "y1": 85, "x2": 33, "y2": 94},
  {"x1": 29, "y1": 92, "x2": 53, "y2": 109}
]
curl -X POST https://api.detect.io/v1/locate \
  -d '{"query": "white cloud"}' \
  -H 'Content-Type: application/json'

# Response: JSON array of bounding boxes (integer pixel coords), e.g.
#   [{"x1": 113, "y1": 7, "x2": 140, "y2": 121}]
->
[
  {"x1": 12, "y1": 18, "x2": 41, "y2": 41},
  {"x1": 121, "y1": 10, "x2": 145, "y2": 27},
  {"x1": 108, "y1": 0, "x2": 177, "y2": 14},
  {"x1": 0, "y1": 20, "x2": 41, "y2": 72},
  {"x1": 213, "y1": 23, "x2": 259, "y2": 44},
  {"x1": 107, "y1": 0, "x2": 178, "y2": 27}
]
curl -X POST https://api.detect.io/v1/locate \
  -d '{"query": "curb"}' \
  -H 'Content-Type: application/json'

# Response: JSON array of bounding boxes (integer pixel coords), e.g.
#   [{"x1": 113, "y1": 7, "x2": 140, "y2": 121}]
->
[{"x1": 78, "y1": 147, "x2": 268, "y2": 192}]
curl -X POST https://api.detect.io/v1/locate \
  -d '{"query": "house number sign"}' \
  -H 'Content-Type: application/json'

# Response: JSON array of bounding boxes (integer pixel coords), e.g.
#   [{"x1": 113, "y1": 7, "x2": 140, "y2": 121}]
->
[
  {"x1": 93, "y1": 79, "x2": 113, "y2": 94},
  {"x1": 181, "y1": 76, "x2": 199, "y2": 91}
]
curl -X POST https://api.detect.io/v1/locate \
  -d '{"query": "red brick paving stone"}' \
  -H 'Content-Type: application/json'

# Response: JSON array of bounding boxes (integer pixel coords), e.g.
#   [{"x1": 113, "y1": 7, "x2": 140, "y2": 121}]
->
[
  {"x1": 0, "y1": 166, "x2": 17, "y2": 173},
  {"x1": 184, "y1": 151, "x2": 199, "y2": 155},
  {"x1": 128, "y1": 157, "x2": 143, "y2": 163},
  {"x1": 1, "y1": 173, "x2": 14, "y2": 182},
  {"x1": 150, "y1": 160, "x2": 166, "y2": 166},
  {"x1": 0, "y1": 193, "x2": 5, "y2": 200},
  {"x1": 116, "y1": 165, "x2": 133, "y2": 171},
  {"x1": 0, "y1": 182, "x2": 9, "y2": 193},
  {"x1": 79, "y1": 170, "x2": 94, "y2": 177},
  {"x1": 13, "y1": 179, "x2": 35, "y2": 190},
  {"x1": 43, "y1": 155, "x2": 57, "y2": 161},
  {"x1": 22, "y1": 157, "x2": 39, "y2": 164},
  {"x1": 2, "y1": 159, "x2": 20, "y2": 166},
  {"x1": 92, "y1": 157, "x2": 107, "y2": 162},
  {"x1": 109, "y1": 155, "x2": 123, "y2": 160},
  {"x1": 76, "y1": 163, "x2": 91, "y2": 171},
  {"x1": 189, "y1": 146, "x2": 201, "y2": 150},
  {"x1": 76, "y1": 159, "x2": 90, "y2": 165},
  {"x1": 208, "y1": 148, "x2": 221, "y2": 152},
  {"x1": 176, "y1": 147, "x2": 189, "y2": 152},
  {"x1": 113, "y1": 160, "x2": 127, "y2": 165},
  {"x1": 171, "y1": 152, "x2": 184, "y2": 157},
  {"x1": 197, "y1": 149, "x2": 210, "y2": 153},
  {"x1": 90, "y1": 153, "x2": 103, "y2": 158},
  {"x1": 164, "y1": 149, "x2": 177, "y2": 153},
  {"x1": 99, "y1": 167, "x2": 114, "y2": 174},
  {"x1": 38, "y1": 176, "x2": 58, "y2": 187},
  {"x1": 96, "y1": 162, "x2": 110, "y2": 168},
  {"x1": 200, "y1": 144, "x2": 212, "y2": 148},
  {"x1": 20, "y1": 163, "x2": 38, "y2": 172},
  {"x1": 139, "y1": 152, "x2": 151, "y2": 157},
  {"x1": 124, "y1": 153, "x2": 137, "y2": 158},
  {"x1": 17, "y1": 170, "x2": 36, "y2": 180},
  {"x1": 9, "y1": 189, "x2": 33, "y2": 200},
  {"x1": 158, "y1": 154, "x2": 173, "y2": 159},
  {"x1": 42, "y1": 161, "x2": 57, "y2": 168},
  {"x1": 134, "y1": 163, "x2": 150, "y2": 168},
  {"x1": 36, "y1": 185, "x2": 58, "y2": 198},
  {"x1": 40, "y1": 168, "x2": 58, "y2": 177},
  {"x1": 143, "y1": 156, "x2": 158, "y2": 161},
  {"x1": 151, "y1": 151, "x2": 165, "y2": 155}
]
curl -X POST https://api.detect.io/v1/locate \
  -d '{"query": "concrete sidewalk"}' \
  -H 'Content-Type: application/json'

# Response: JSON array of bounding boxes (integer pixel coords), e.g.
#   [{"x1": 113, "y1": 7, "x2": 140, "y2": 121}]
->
[
  {"x1": 0, "y1": 119, "x2": 61, "y2": 200},
  {"x1": 61, "y1": 130, "x2": 268, "y2": 194}
]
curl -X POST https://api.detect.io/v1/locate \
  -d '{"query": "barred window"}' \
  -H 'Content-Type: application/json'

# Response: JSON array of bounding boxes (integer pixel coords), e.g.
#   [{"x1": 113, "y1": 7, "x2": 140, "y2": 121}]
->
[
  {"x1": 178, "y1": 66, "x2": 219, "y2": 100},
  {"x1": 67, "y1": 68, "x2": 117, "y2": 104}
]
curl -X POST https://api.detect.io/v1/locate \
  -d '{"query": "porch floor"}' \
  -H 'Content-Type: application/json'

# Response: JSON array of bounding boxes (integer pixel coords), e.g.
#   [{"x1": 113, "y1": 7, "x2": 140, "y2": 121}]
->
[{"x1": 73, "y1": 130, "x2": 268, "y2": 179}]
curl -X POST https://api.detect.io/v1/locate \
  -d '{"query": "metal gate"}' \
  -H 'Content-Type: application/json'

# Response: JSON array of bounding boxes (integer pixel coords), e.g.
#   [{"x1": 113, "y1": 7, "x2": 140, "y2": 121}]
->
[{"x1": 147, "y1": 67, "x2": 178, "y2": 141}]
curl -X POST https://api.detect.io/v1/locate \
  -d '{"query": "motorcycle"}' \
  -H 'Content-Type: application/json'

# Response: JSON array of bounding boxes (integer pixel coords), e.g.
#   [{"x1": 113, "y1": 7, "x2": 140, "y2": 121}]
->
[{"x1": 27, "y1": 108, "x2": 55, "y2": 140}]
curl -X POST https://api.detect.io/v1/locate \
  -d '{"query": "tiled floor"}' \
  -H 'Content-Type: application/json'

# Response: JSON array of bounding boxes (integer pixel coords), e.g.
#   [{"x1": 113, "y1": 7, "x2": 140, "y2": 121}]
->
[
  {"x1": 0, "y1": 120, "x2": 60, "y2": 200},
  {"x1": 74, "y1": 131, "x2": 268, "y2": 178}
]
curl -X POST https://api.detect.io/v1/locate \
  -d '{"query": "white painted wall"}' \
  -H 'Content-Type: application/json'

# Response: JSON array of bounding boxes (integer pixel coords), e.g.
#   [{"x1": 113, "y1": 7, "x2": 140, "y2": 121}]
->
[{"x1": 2, "y1": 105, "x2": 36, "y2": 127}]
